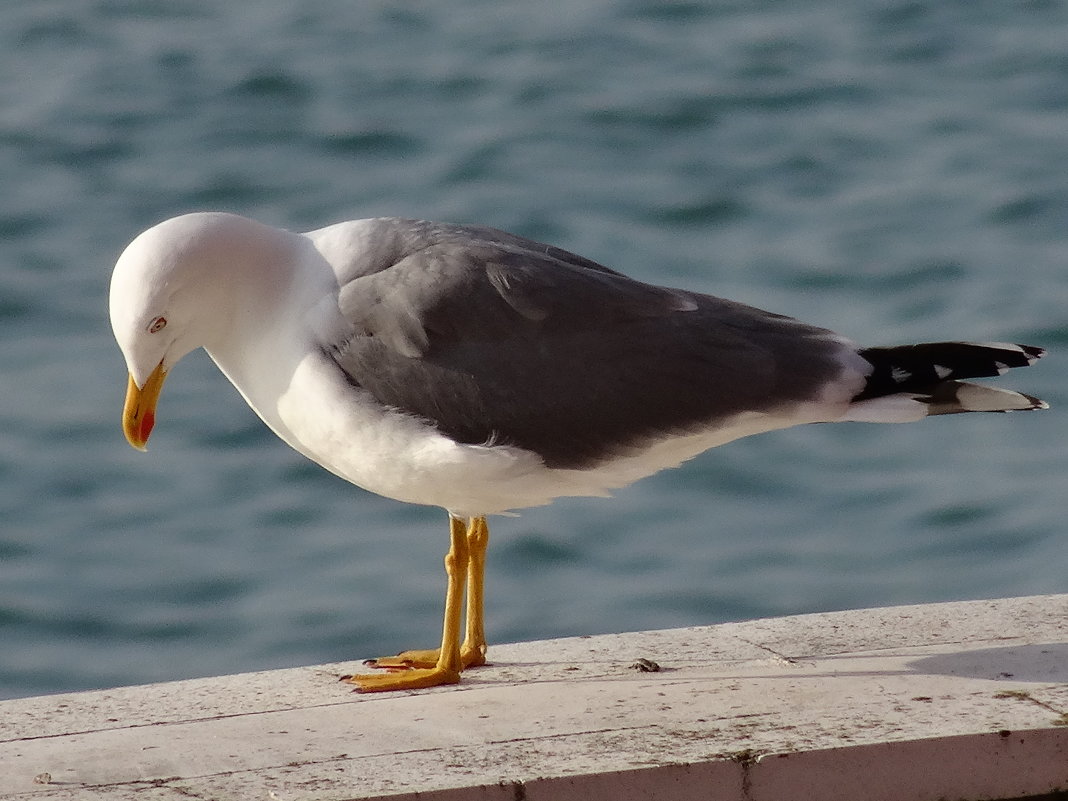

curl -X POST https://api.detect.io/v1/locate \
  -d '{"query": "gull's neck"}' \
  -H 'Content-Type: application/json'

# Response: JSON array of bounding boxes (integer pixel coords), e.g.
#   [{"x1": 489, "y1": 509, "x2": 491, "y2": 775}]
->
[{"x1": 197, "y1": 221, "x2": 338, "y2": 406}]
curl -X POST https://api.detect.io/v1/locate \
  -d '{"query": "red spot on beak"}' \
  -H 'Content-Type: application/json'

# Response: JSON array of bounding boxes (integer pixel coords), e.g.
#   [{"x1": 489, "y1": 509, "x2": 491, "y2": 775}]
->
[{"x1": 140, "y1": 409, "x2": 155, "y2": 443}]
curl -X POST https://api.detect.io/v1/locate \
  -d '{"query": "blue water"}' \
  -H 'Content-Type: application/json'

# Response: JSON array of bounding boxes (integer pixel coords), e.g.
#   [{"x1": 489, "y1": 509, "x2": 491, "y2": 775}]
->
[{"x1": 1, "y1": 0, "x2": 1065, "y2": 701}]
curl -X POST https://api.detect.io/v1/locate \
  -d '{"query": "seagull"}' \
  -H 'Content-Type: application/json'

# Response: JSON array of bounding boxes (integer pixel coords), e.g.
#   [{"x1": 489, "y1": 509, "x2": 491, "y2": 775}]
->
[{"x1": 109, "y1": 212, "x2": 1047, "y2": 692}]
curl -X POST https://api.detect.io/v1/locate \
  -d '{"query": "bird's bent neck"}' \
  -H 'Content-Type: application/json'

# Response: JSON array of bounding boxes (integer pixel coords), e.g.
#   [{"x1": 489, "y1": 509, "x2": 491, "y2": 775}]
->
[
  {"x1": 193, "y1": 224, "x2": 313, "y2": 348},
  {"x1": 198, "y1": 224, "x2": 339, "y2": 403}
]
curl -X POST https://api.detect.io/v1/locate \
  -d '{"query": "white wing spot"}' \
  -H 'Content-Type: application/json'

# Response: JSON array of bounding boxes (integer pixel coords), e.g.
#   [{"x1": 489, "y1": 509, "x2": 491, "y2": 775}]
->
[
  {"x1": 994, "y1": 361, "x2": 1010, "y2": 374},
  {"x1": 933, "y1": 364, "x2": 952, "y2": 379},
  {"x1": 891, "y1": 366, "x2": 911, "y2": 383}
]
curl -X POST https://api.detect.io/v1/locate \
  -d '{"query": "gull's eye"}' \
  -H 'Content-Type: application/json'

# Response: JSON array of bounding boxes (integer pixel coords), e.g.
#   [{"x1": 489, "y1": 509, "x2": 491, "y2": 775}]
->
[{"x1": 147, "y1": 316, "x2": 167, "y2": 334}]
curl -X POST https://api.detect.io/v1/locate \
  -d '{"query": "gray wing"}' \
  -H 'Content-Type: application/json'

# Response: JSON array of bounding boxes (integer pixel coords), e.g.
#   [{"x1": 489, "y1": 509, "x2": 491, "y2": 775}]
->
[{"x1": 326, "y1": 220, "x2": 851, "y2": 468}]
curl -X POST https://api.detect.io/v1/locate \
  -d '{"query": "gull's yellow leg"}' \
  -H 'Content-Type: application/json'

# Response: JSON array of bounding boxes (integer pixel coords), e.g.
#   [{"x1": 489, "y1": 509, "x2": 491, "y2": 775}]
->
[
  {"x1": 366, "y1": 516, "x2": 490, "y2": 671},
  {"x1": 342, "y1": 516, "x2": 469, "y2": 692},
  {"x1": 460, "y1": 516, "x2": 489, "y2": 667}
]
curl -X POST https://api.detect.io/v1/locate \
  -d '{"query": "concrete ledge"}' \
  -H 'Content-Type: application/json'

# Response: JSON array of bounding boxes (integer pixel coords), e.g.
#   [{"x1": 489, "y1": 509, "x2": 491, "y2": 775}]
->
[{"x1": 1, "y1": 595, "x2": 1066, "y2": 800}]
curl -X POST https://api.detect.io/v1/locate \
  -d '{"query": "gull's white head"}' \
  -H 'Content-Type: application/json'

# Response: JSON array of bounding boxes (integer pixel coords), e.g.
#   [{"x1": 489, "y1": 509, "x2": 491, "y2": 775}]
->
[{"x1": 109, "y1": 211, "x2": 287, "y2": 449}]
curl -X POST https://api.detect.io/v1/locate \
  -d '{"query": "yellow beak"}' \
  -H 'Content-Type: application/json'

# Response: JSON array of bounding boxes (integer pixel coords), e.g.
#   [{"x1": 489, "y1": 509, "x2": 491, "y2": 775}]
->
[{"x1": 122, "y1": 361, "x2": 167, "y2": 451}]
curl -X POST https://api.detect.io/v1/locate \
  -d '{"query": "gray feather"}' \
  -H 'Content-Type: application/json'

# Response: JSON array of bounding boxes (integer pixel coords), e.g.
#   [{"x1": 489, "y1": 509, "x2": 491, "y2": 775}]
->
[{"x1": 326, "y1": 221, "x2": 849, "y2": 468}]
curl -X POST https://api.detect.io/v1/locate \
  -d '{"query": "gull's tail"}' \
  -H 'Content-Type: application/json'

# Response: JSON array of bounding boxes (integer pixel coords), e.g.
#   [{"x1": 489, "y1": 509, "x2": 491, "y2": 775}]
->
[{"x1": 843, "y1": 341, "x2": 1048, "y2": 423}]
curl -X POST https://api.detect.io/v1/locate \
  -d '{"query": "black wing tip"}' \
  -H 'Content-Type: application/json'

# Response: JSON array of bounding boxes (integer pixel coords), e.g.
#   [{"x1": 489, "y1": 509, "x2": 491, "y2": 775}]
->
[
  {"x1": 855, "y1": 341, "x2": 1048, "y2": 405},
  {"x1": 1018, "y1": 343, "x2": 1046, "y2": 363},
  {"x1": 938, "y1": 341, "x2": 1046, "y2": 364},
  {"x1": 980, "y1": 341, "x2": 1046, "y2": 364}
]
